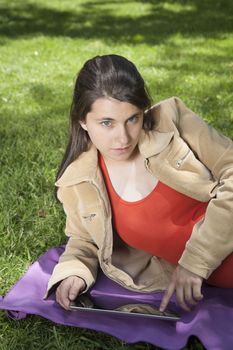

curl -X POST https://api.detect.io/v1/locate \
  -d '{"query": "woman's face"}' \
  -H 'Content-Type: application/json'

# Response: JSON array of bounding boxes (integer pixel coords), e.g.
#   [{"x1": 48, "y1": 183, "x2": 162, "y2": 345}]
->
[{"x1": 80, "y1": 97, "x2": 144, "y2": 162}]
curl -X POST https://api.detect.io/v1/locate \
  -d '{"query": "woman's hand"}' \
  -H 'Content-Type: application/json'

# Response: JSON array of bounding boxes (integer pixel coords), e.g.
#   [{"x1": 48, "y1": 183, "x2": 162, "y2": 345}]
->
[
  {"x1": 56, "y1": 275, "x2": 86, "y2": 310},
  {"x1": 159, "y1": 265, "x2": 203, "y2": 312}
]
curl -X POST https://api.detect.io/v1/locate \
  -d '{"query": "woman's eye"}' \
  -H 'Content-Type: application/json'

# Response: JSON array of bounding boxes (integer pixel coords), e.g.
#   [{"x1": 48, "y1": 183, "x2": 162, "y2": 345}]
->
[
  {"x1": 128, "y1": 116, "x2": 138, "y2": 123},
  {"x1": 100, "y1": 120, "x2": 112, "y2": 127}
]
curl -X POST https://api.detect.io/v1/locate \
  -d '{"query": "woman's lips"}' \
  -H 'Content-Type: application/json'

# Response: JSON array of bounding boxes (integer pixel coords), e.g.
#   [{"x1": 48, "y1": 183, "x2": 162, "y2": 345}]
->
[{"x1": 112, "y1": 146, "x2": 131, "y2": 153}]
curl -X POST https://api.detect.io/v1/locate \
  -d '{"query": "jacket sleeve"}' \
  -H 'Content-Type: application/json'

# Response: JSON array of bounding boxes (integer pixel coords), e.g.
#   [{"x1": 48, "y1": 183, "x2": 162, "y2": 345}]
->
[
  {"x1": 45, "y1": 185, "x2": 99, "y2": 297},
  {"x1": 174, "y1": 97, "x2": 233, "y2": 279}
]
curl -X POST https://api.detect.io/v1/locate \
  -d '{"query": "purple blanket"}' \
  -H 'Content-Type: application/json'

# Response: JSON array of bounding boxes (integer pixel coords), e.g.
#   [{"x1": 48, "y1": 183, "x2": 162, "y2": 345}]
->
[{"x1": 1, "y1": 246, "x2": 233, "y2": 350}]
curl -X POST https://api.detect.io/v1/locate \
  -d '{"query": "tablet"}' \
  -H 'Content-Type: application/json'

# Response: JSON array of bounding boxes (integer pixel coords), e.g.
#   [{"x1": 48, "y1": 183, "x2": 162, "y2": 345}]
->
[{"x1": 69, "y1": 295, "x2": 180, "y2": 321}]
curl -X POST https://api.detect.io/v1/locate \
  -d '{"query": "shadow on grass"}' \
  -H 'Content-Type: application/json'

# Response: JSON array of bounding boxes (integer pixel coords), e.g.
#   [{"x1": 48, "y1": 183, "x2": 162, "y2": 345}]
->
[{"x1": 0, "y1": 0, "x2": 232, "y2": 45}]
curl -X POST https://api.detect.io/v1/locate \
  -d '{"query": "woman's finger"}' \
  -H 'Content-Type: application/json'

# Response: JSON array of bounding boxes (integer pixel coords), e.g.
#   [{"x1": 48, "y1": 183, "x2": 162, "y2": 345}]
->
[
  {"x1": 176, "y1": 284, "x2": 191, "y2": 312},
  {"x1": 192, "y1": 281, "x2": 204, "y2": 301},
  {"x1": 69, "y1": 279, "x2": 82, "y2": 301},
  {"x1": 56, "y1": 280, "x2": 72, "y2": 310},
  {"x1": 184, "y1": 284, "x2": 198, "y2": 306},
  {"x1": 159, "y1": 281, "x2": 175, "y2": 312}
]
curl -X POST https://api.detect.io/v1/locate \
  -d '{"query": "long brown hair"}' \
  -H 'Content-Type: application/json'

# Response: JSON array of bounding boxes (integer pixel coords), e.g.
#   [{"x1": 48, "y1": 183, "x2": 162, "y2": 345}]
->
[{"x1": 56, "y1": 54, "x2": 153, "y2": 182}]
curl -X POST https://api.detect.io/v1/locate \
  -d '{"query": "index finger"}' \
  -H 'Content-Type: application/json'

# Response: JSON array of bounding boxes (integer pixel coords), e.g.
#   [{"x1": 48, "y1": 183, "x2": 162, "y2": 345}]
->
[{"x1": 159, "y1": 282, "x2": 175, "y2": 312}]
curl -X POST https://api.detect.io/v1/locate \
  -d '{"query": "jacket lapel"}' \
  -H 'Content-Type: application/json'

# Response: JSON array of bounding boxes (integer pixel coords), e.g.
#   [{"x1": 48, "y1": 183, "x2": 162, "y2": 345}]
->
[{"x1": 138, "y1": 130, "x2": 174, "y2": 158}]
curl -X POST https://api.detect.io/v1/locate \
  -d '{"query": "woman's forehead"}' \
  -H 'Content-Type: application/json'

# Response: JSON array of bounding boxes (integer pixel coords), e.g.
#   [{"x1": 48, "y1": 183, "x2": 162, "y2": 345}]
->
[{"x1": 89, "y1": 97, "x2": 142, "y2": 119}]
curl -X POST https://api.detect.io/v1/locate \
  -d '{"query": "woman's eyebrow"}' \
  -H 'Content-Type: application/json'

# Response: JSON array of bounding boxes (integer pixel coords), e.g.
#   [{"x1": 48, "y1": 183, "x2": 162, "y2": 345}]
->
[
  {"x1": 127, "y1": 112, "x2": 141, "y2": 119},
  {"x1": 97, "y1": 117, "x2": 114, "y2": 121},
  {"x1": 96, "y1": 113, "x2": 141, "y2": 121}
]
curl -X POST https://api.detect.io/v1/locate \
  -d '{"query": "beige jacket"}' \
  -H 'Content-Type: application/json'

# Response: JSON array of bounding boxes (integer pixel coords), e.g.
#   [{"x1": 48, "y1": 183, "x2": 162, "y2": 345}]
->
[{"x1": 46, "y1": 97, "x2": 233, "y2": 296}]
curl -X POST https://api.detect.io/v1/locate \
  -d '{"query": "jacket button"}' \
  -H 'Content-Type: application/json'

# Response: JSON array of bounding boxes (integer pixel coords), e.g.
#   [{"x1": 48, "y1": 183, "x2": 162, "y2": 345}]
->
[{"x1": 176, "y1": 160, "x2": 182, "y2": 168}]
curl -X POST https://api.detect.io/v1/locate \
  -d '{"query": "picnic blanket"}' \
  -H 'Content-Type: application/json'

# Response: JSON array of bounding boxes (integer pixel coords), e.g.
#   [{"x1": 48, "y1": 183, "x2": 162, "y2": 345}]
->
[{"x1": 1, "y1": 246, "x2": 233, "y2": 350}]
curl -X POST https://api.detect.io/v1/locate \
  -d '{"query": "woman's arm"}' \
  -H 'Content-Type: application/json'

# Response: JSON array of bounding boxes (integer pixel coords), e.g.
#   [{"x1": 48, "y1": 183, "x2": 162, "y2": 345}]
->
[
  {"x1": 45, "y1": 186, "x2": 99, "y2": 297},
  {"x1": 160, "y1": 97, "x2": 233, "y2": 311},
  {"x1": 175, "y1": 97, "x2": 233, "y2": 279}
]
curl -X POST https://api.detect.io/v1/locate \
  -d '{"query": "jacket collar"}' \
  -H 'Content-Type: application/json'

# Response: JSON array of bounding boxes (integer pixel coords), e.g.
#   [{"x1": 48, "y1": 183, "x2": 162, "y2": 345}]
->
[
  {"x1": 55, "y1": 144, "x2": 98, "y2": 187},
  {"x1": 138, "y1": 129, "x2": 174, "y2": 158},
  {"x1": 55, "y1": 129, "x2": 174, "y2": 187}
]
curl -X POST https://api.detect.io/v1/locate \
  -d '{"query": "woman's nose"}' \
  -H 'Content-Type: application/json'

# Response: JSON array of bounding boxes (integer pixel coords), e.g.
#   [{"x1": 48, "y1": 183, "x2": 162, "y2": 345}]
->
[{"x1": 117, "y1": 125, "x2": 129, "y2": 145}]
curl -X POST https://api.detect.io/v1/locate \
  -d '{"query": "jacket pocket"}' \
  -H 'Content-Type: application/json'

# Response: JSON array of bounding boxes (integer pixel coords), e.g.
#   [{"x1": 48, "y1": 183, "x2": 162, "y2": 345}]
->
[{"x1": 166, "y1": 137, "x2": 213, "y2": 180}]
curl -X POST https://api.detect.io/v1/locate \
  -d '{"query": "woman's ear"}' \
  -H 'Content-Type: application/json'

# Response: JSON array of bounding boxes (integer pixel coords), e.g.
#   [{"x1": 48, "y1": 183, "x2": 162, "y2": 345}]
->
[{"x1": 79, "y1": 120, "x2": 88, "y2": 131}]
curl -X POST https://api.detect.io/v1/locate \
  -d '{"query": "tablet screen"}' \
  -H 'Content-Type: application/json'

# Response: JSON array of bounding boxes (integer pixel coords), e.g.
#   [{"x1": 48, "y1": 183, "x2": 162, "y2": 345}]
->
[{"x1": 69, "y1": 295, "x2": 180, "y2": 321}]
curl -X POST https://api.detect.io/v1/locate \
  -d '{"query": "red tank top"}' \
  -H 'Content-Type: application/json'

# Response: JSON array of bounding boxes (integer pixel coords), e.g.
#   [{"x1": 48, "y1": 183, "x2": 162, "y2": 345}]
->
[{"x1": 99, "y1": 153, "x2": 208, "y2": 264}]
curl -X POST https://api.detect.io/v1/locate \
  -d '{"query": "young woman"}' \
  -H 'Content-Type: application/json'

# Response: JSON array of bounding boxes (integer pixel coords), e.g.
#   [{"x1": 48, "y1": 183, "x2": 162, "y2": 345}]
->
[{"x1": 46, "y1": 54, "x2": 233, "y2": 312}]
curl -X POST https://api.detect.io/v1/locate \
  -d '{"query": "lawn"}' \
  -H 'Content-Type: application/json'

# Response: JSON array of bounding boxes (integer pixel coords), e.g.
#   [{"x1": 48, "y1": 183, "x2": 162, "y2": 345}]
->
[{"x1": 0, "y1": 0, "x2": 233, "y2": 349}]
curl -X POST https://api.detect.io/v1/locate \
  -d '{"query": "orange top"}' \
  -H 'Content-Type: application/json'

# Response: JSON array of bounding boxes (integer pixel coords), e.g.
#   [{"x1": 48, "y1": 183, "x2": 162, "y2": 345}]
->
[
  {"x1": 99, "y1": 154, "x2": 233, "y2": 288},
  {"x1": 99, "y1": 154, "x2": 208, "y2": 265}
]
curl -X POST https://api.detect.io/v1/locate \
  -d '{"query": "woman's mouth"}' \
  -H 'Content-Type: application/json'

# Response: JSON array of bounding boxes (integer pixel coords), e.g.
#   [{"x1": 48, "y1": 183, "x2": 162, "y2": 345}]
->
[{"x1": 112, "y1": 146, "x2": 131, "y2": 153}]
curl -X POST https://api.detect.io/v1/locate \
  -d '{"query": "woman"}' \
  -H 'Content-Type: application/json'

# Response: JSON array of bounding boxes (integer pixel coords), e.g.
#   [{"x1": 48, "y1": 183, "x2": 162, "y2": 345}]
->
[{"x1": 46, "y1": 54, "x2": 233, "y2": 312}]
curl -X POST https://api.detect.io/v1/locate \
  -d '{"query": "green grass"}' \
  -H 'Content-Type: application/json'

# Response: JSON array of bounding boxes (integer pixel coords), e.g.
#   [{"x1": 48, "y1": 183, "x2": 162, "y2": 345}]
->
[{"x1": 0, "y1": 0, "x2": 232, "y2": 349}]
